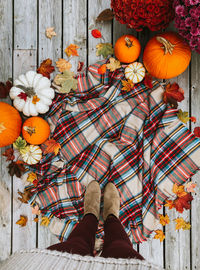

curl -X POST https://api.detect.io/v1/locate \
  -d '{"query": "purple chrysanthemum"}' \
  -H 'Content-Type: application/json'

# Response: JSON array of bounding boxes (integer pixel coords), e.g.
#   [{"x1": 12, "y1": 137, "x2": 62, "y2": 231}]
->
[
  {"x1": 185, "y1": 17, "x2": 193, "y2": 27},
  {"x1": 190, "y1": 7, "x2": 199, "y2": 19},
  {"x1": 175, "y1": 5, "x2": 185, "y2": 15},
  {"x1": 189, "y1": 0, "x2": 200, "y2": 5},
  {"x1": 191, "y1": 27, "x2": 199, "y2": 36},
  {"x1": 189, "y1": 38, "x2": 198, "y2": 48}
]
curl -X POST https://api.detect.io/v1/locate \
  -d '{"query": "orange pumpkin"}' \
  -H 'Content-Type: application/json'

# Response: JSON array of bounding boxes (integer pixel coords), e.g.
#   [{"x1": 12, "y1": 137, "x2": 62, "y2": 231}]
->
[
  {"x1": 114, "y1": 35, "x2": 141, "y2": 63},
  {"x1": 22, "y1": 116, "x2": 50, "y2": 145},
  {"x1": 143, "y1": 32, "x2": 191, "y2": 79},
  {"x1": 0, "y1": 102, "x2": 22, "y2": 147}
]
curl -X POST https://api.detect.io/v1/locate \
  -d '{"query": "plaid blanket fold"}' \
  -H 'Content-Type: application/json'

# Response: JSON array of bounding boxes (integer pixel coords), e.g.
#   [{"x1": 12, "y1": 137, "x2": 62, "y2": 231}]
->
[{"x1": 26, "y1": 60, "x2": 200, "y2": 243}]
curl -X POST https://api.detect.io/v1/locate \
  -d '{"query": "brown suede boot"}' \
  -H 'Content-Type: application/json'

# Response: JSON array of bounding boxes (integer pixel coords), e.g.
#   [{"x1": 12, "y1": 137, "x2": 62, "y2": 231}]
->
[
  {"x1": 84, "y1": 180, "x2": 101, "y2": 220},
  {"x1": 103, "y1": 182, "x2": 120, "y2": 220}
]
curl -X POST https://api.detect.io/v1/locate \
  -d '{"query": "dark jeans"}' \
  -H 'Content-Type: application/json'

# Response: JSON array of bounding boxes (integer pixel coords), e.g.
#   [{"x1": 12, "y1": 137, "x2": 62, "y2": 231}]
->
[{"x1": 47, "y1": 214, "x2": 144, "y2": 260}]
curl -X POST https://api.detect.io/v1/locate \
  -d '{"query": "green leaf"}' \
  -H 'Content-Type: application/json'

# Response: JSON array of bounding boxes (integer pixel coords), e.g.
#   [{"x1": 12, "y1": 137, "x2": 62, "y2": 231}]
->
[
  {"x1": 13, "y1": 136, "x2": 27, "y2": 152},
  {"x1": 53, "y1": 70, "x2": 78, "y2": 93},
  {"x1": 177, "y1": 109, "x2": 190, "y2": 124},
  {"x1": 96, "y1": 43, "x2": 114, "y2": 58}
]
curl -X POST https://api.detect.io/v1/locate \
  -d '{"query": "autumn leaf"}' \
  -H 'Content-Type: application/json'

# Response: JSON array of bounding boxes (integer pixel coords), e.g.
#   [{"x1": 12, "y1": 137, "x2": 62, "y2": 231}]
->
[
  {"x1": 32, "y1": 95, "x2": 40, "y2": 104},
  {"x1": 56, "y1": 58, "x2": 72, "y2": 72},
  {"x1": 18, "y1": 189, "x2": 33, "y2": 204},
  {"x1": 41, "y1": 216, "x2": 50, "y2": 226},
  {"x1": 13, "y1": 136, "x2": 27, "y2": 153},
  {"x1": 96, "y1": 8, "x2": 114, "y2": 22},
  {"x1": 8, "y1": 161, "x2": 26, "y2": 177},
  {"x1": 91, "y1": 29, "x2": 102, "y2": 38},
  {"x1": 163, "y1": 82, "x2": 184, "y2": 108},
  {"x1": 42, "y1": 139, "x2": 61, "y2": 156},
  {"x1": 121, "y1": 80, "x2": 134, "y2": 92},
  {"x1": 194, "y1": 127, "x2": 200, "y2": 137},
  {"x1": 65, "y1": 44, "x2": 79, "y2": 57},
  {"x1": 16, "y1": 215, "x2": 28, "y2": 227},
  {"x1": 18, "y1": 92, "x2": 27, "y2": 101},
  {"x1": 143, "y1": 73, "x2": 153, "y2": 89},
  {"x1": 98, "y1": 64, "x2": 107, "y2": 74},
  {"x1": 32, "y1": 205, "x2": 41, "y2": 215},
  {"x1": 53, "y1": 70, "x2": 78, "y2": 93},
  {"x1": 164, "y1": 200, "x2": 174, "y2": 209},
  {"x1": 34, "y1": 217, "x2": 39, "y2": 223},
  {"x1": 174, "y1": 217, "x2": 191, "y2": 230},
  {"x1": 2, "y1": 148, "x2": 15, "y2": 161},
  {"x1": 190, "y1": 116, "x2": 196, "y2": 123},
  {"x1": 0, "y1": 80, "x2": 12, "y2": 98},
  {"x1": 185, "y1": 181, "x2": 197, "y2": 193},
  {"x1": 37, "y1": 58, "x2": 55, "y2": 79},
  {"x1": 154, "y1": 230, "x2": 165, "y2": 242},
  {"x1": 96, "y1": 43, "x2": 114, "y2": 58},
  {"x1": 77, "y1": 61, "x2": 84, "y2": 72},
  {"x1": 172, "y1": 183, "x2": 187, "y2": 198},
  {"x1": 45, "y1": 27, "x2": 56, "y2": 39},
  {"x1": 159, "y1": 214, "x2": 170, "y2": 226},
  {"x1": 27, "y1": 172, "x2": 38, "y2": 187},
  {"x1": 173, "y1": 193, "x2": 193, "y2": 213},
  {"x1": 106, "y1": 57, "x2": 121, "y2": 72},
  {"x1": 177, "y1": 110, "x2": 190, "y2": 124}
]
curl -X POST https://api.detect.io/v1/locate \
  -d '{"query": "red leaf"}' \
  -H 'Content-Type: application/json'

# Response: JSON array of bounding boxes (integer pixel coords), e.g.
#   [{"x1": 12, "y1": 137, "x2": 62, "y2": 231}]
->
[
  {"x1": 190, "y1": 116, "x2": 196, "y2": 123},
  {"x1": 91, "y1": 29, "x2": 102, "y2": 38},
  {"x1": 173, "y1": 193, "x2": 193, "y2": 213},
  {"x1": 77, "y1": 61, "x2": 84, "y2": 72},
  {"x1": 2, "y1": 148, "x2": 15, "y2": 161},
  {"x1": 98, "y1": 64, "x2": 107, "y2": 74},
  {"x1": 18, "y1": 92, "x2": 28, "y2": 101},
  {"x1": 42, "y1": 139, "x2": 61, "y2": 156},
  {"x1": 0, "y1": 80, "x2": 12, "y2": 98},
  {"x1": 163, "y1": 83, "x2": 184, "y2": 108},
  {"x1": 194, "y1": 127, "x2": 200, "y2": 137},
  {"x1": 37, "y1": 58, "x2": 55, "y2": 79},
  {"x1": 143, "y1": 73, "x2": 153, "y2": 88}
]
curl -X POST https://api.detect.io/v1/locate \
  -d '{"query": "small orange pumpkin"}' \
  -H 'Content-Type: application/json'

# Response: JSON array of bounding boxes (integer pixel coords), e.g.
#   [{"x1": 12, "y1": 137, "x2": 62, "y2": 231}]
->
[
  {"x1": 143, "y1": 32, "x2": 191, "y2": 79},
  {"x1": 114, "y1": 35, "x2": 141, "y2": 63},
  {"x1": 22, "y1": 116, "x2": 50, "y2": 145},
  {"x1": 0, "y1": 102, "x2": 22, "y2": 147}
]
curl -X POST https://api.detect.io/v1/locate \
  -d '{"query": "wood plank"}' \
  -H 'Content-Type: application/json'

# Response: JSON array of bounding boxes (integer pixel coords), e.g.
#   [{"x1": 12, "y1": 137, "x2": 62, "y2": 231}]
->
[
  {"x1": 0, "y1": 0, "x2": 13, "y2": 260},
  {"x1": 12, "y1": 49, "x2": 37, "y2": 252},
  {"x1": 37, "y1": 0, "x2": 62, "y2": 249},
  {"x1": 165, "y1": 67, "x2": 191, "y2": 270},
  {"x1": 191, "y1": 51, "x2": 200, "y2": 270},
  {"x1": 88, "y1": 0, "x2": 112, "y2": 64},
  {"x1": 14, "y1": 0, "x2": 37, "y2": 49}
]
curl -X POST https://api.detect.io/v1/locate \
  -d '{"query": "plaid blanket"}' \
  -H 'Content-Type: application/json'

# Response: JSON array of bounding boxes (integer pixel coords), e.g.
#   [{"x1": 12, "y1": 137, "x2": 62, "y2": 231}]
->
[{"x1": 26, "y1": 60, "x2": 200, "y2": 244}]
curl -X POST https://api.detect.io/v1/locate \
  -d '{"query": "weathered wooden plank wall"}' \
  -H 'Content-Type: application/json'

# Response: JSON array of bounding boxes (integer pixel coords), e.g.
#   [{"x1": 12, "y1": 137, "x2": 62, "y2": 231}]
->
[{"x1": 0, "y1": 1, "x2": 199, "y2": 269}]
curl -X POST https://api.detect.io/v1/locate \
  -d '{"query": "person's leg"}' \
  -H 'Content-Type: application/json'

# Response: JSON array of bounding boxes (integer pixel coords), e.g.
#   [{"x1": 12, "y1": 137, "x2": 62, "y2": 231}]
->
[{"x1": 47, "y1": 181, "x2": 101, "y2": 256}]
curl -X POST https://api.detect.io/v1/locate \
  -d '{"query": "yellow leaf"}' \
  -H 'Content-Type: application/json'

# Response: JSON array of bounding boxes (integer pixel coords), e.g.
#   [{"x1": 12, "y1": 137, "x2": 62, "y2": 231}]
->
[
  {"x1": 174, "y1": 217, "x2": 191, "y2": 230},
  {"x1": 159, "y1": 214, "x2": 170, "y2": 226},
  {"x1": 56, "y1": 58, "x2": 72, "y2": 72},
  {"x1": 121, "y1": 79, "x2": 134, "y2": 91},
  {"x1": 106, "y1": 57, "x2": 121, "y2": 72},
  {"x1": 177, "y1": 109, "x2": 190, "y2": 124},
  {"x1": 154, "y1": 230, "x2": 165, "y2": 242},
  {"x1": 164, "y1": 200, "x2": 174, "y2": 209},
  {"x1": 27, "y1": 172, "x2": 37, "y2": 184},
  {"x1": 32, "y1": 95, "x2": 40, "y2": 104},
  {"x1": 16, "y1": 215, "x2": 28, "y2": 227},
  {"x1": 172, "y1": 183, "x2": 187, "y2": 198},
  {"x1": 45, "y1": 27, "x2": 57, "y2": 39},
  {"x1": 65, "y1": 44, "x2": 79, "y2": 57},
  {"x1": 40, "y1": 216, "x2": 50, "y2": 227}
]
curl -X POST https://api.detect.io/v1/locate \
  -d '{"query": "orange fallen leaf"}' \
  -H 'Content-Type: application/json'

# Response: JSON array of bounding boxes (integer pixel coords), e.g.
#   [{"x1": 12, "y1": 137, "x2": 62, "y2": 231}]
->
[
  {"x1": 41, "y1": 216, "x2": 50, "y2": 226},
  {"x1": 42, "y1": 139, "x2": 61, "y2": 156},
  {"x1": 65, "y1": 44, "x2": 79, "y2": 57},
  {"x1": 174, "y1": 217, "x2": 191, "y2": 230},
  {"x1": 163, "y1": 82, "x2": 184, "y2": 108},
  {"x1": 159, "y1": 214, "x2": 170, "y2": 226},
  {"x1": 98, "y1": 64, "x2": 107, "y2": 74},
  {"x1": 34, "y1": 217, "x2": 39, "y2": 223},
  {"x1": 37, "y1": 58, "x2": 55, "y2": 79},
  {"x1": 121, "y1": 79, "x2": 134, "y2": 92},
  {"x1": 164, "y1": 200, "x2": 174, "y2": 209},
  {"x1": 16, "y1": 215, "x2": 28, "y2": 227},
  {"x1": 172, "y1": 183, "x2": 187, "y2": 198},
  {"x1": 45, "y1": 27, "x2": 56, "y2": 39},
  {"x1": 173, "y1": 193, "x2": 193, "y2": 213},
  {"x1": 154, "y1": 230, "x2": 165, "y2": 242},
  {"x1": 56, "y1": 58, "x2": 72, "y2": 72},
  {"x1": 190, "y1": 116, "x2": 196, "y2": 123},
  {"x1": 18, "y1": 190, "x2": 33, "y2": 204}
]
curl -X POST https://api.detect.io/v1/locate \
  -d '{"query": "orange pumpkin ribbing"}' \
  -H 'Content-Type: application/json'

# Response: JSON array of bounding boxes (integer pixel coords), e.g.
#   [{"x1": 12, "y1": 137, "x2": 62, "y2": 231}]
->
[
  {"x1": 0, "y1": 102, "x2": 22, "y2": 147},
  {"x1": 22, "y1": 116, "x2": 50, "y2": 145}
]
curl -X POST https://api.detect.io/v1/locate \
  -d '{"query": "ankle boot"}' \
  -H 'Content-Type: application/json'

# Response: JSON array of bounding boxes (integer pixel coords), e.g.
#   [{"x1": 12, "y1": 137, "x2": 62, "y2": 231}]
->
[{"x1": 103, "y1": 182, "x2": 120, "y2": 220}]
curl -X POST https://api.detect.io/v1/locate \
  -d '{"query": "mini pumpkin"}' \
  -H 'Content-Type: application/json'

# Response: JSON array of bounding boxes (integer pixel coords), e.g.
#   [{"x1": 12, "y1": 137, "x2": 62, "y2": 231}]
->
[
  {"x1": 9, "y1": 71, "x2": 55, "y2": 116},
  {"x1": 114, "y1": 35, "x2": 141, "y2": 64},
  {"x1": 143, "y1": 32, "x2": 191, "y2": 79},
  {"x1": 125, "y1": 62, "x2": 145, "y2": 83},
  {"x1": 21, "y1": 145, "x2": 42, "y2": 165},
  {"x1": 22, "y1": 117, "x2": 50, "y2": 145},
  {"x1": 0, "y1": 102, "x2": 22, "y2": 147}
]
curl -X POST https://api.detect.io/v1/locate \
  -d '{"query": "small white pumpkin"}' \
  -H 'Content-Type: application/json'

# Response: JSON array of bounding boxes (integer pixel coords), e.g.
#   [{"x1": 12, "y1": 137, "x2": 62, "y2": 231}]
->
[
  {"x1": 9, "y1": 71, "x2": 55, "y2": 116},
  {"x1": 125, "y1": 62, "x2": 145, "y2": 83},
  {"x1": 21, "y1": 145, "x2": 42, "y2": 165}
]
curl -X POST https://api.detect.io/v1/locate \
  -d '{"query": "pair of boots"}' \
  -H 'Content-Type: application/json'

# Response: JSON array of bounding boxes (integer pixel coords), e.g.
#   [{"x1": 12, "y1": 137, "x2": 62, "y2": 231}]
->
[{"x1": 84, "y1": 181, "x2": 120, "y2": 221}]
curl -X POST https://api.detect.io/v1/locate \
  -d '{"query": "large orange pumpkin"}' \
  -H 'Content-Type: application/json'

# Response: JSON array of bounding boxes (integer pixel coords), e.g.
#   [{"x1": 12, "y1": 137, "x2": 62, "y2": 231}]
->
[
  {"x1": 22, "y1": 116, "x2": 50, "y2": 145},
  {"x1": 114, "y1": 35, "x2": 141, "y2": 63},
  {"x1": 143, "y1": 32, "x2": 191, "y2": 79},
  {"x1": 0, "y1": 102, "x2": 22, "y2": 147}
]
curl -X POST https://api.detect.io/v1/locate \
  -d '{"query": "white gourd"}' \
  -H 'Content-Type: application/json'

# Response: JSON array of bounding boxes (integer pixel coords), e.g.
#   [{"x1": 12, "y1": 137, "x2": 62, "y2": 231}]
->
[
  {"x1": 9, "y1": 71, "x2": 55, "y2": 116},
  {"x1": 125, "y1": 62, "x2": 145, "y2": 83},
  {"x1": 21, "y1": 145, "x2": 42, "y2": 165}
]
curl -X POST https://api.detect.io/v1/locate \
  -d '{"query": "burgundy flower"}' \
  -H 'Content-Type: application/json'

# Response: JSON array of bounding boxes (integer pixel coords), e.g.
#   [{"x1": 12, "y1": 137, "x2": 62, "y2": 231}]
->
[
  {"x1": 190, "y1": 7, "x2": 199, "y2": 19},
  {"x1": 185, "y1": 17, "x2": 193, "y2": 27},
  {"x1": 189, "y1": 0, "x2": 200, "y2": 5},
  {"x1": 191, "y1": 27, "x2": 199, "y2": 36},
  {"x1": 189, "y1": 38, "x2": 198, "y2": 48},
  {"x1": 175, "y1": 5, "x2": 185, "y2": 16}
]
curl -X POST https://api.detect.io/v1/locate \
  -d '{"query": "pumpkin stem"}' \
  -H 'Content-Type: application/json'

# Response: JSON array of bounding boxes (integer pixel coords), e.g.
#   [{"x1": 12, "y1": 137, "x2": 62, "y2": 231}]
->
[
  {"x1": 16, "y1": 85, "x2": 36, "y2": 97},
  {"x1": 23, "y1": 126, "x2": 36, "y2": 136},
  {"x1": 125, "y1": 37, "x2": 133, "y2": 48},
  {"x1": 0, "y1": 122, "x2": 6, "y2": 133},
  {"x1": 156, "y1": 36, "x2": 175, "y2": 55}
]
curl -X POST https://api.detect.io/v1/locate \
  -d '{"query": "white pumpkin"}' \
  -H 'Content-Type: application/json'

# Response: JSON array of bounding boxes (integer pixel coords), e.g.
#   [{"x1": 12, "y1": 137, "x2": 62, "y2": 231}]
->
[
  {"x1": 125, "y1": 62, "x2": 145, "y2": 83},
  {"x1": 21, "y1": 145, "x2": 42, "y2": 165},
  {"x1": 9, "y1": 71, "x2": 55, "y2": 116}
]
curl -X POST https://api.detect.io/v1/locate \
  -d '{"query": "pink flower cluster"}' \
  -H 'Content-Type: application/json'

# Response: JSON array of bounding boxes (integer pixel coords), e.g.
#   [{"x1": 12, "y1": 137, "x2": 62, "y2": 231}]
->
[{"x1": 173, "y1": 0, "x2": 200, "y2": 53}]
